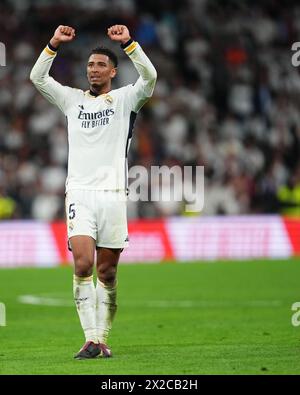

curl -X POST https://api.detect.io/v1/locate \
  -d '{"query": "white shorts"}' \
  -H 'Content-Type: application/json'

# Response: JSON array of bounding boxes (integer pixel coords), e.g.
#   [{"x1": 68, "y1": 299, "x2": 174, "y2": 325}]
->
[{"x1": 65, "y1": 190, "x2": 128, "y2": 249}]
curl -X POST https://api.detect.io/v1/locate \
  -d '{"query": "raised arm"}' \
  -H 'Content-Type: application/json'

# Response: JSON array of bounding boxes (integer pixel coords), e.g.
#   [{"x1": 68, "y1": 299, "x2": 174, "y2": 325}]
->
[
  {"x1": 30, "y1": 25, "x2": 76, "y2": 114},
  {"x1": 107, "y1": 25, "x2": 157, "y2": 113}
]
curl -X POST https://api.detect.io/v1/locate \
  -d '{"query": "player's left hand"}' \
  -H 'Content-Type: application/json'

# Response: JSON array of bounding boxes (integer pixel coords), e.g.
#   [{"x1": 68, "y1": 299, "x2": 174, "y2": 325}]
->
[{"x1": 107, "y1": 25, "x2": 131, "y2": 45}]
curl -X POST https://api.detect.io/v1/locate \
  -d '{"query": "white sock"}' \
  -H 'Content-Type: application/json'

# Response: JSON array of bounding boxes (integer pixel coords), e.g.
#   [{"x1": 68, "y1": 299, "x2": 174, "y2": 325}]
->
[
  {"x1": 73, "y1": 275, "x2": 98, "y2": 343},
  {"x1": 96, "y1": 279, "x2": 117, "y2": 344}
]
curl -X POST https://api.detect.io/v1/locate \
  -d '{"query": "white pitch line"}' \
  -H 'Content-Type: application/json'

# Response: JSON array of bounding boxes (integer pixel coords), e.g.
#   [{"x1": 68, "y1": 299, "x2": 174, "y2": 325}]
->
[
  {"x1": 17, "y1": 295, "x2": 283, "y2": 308},
  {"x1": 18, "y1": 295, "x2": 73, "y2": 307}
]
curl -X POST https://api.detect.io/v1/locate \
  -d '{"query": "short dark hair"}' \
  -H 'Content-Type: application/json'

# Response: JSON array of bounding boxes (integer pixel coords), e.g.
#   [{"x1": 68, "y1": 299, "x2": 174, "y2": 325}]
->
[{"x1": 89, "y1": 47, "x2": 118, "y2": 68}]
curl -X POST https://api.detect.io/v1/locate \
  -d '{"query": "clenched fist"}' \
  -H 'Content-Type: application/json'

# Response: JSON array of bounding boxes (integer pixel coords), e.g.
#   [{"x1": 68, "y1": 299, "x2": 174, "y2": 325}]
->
[
  {"x1": 107, "y1": 25, "x2": 131, "y2": 45},
  {"x1": 50, "y1": 25, "x2": 76, "y2": 49}
]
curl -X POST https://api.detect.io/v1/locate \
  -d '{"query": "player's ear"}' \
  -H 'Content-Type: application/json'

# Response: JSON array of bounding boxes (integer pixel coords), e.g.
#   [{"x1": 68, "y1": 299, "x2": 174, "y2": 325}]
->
[{"x1": 110, "y1": 67, "x2": 117, "y2": 79}]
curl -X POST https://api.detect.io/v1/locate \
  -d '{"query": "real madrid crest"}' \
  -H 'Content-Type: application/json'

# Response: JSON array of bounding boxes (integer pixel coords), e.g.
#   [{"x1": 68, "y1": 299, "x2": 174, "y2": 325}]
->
[{"x1": 104, "y1": 94, "x2": 113, "y2": 105}]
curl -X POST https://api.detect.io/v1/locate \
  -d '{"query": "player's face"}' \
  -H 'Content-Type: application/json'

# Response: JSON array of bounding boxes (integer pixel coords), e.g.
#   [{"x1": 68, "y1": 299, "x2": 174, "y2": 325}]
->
[{"x1": 87, "y1": 54, "x2": 117, "y2": 88}]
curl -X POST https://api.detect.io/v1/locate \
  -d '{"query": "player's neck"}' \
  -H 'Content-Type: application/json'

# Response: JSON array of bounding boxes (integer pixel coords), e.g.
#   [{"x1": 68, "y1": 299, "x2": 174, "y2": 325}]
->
[{"x1": 89, "y1": 82, "x2": 111, "y2": 97}]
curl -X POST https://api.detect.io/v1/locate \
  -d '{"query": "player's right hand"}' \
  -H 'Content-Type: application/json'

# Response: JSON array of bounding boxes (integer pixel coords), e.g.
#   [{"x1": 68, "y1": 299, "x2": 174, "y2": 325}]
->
[{"x1": 53, "y1": 25, "x2": 76, "y2": 43}]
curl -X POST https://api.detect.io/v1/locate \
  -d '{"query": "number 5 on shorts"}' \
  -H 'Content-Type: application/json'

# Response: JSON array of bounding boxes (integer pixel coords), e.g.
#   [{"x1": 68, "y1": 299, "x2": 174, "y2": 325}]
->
[{"x1": 69, "y1": 203, "x2": 76, "y2": 220}]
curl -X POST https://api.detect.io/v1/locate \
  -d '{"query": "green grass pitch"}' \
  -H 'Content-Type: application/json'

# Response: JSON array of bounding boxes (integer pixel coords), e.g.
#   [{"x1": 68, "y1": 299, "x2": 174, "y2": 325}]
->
[{"x1": 0, "y1": 259, "x2": 300, "y2": 375}]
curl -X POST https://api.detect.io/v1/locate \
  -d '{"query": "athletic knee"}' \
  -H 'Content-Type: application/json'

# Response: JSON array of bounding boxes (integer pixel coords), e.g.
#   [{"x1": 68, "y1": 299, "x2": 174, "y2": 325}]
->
[
  {"x1": 74, "y1": 255, "x2": 94, "y2": 277},
  {"x1": 97, "y1": 263, "x2": 117, "y2": 286}
]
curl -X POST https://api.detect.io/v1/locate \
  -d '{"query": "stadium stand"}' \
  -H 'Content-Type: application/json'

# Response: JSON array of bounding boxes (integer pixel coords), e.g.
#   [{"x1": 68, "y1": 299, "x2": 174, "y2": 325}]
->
[{"x1": 0, "y1": 0, "x2": 300, "y2": 220}]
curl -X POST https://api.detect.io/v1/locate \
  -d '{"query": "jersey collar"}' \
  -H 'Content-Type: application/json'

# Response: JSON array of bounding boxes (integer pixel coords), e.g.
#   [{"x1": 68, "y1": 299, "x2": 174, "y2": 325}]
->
[{"x1": 89, "y1": 89, "x2": 99, "y2": 97}]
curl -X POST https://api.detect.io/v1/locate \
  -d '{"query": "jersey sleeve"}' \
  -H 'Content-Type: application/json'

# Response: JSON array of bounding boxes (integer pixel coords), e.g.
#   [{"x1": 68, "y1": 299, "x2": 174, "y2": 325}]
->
[
  {"x1": 121, "y1": 40, "x2": 157, "y2": 113},
  {"x1": 30, "y1": 44, "x2": 76, "y2": 114}
]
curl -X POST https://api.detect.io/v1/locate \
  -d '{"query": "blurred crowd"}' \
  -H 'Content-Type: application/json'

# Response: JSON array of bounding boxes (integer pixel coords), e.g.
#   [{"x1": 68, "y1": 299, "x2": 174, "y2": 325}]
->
[{"x1": 1, "y1": 0, "x2": 300, "y2": 220}]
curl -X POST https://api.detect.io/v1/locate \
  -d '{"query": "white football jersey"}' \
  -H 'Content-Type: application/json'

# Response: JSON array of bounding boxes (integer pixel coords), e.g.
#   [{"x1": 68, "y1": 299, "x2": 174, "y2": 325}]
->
[{"x1": 30, "y1": 40, "x2": 157, "y2": 192}]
